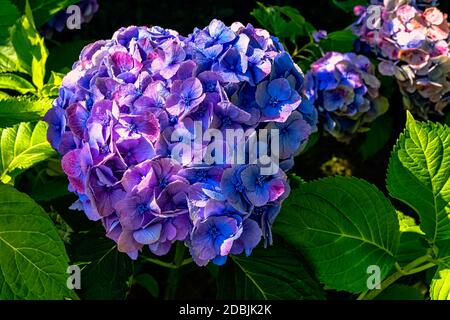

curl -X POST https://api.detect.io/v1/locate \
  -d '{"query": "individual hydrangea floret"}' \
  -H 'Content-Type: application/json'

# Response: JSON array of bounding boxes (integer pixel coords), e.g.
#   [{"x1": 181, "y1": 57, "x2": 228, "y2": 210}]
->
[
  {"x1": 304, "y1": 52, "x2": 389, "y2": 142},
  {"x1": 44, "y1": 20, "x2": 317, "y2": 266},
  {"x1": 352, "y1": 0, "x2": 450, "y2": 117}
]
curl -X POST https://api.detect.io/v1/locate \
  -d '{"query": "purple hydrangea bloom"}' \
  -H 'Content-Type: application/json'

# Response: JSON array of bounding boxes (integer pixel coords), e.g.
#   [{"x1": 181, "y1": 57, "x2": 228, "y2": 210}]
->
[
  {"x1": 45, "y1": 20, "x2": 317, "y2": 266},
  {"x1": 305, "y1": 52, "x2": 389, "y2": 141},
  {"x1": 352, "y1": 0, "x2": 450, "y2": 117}
]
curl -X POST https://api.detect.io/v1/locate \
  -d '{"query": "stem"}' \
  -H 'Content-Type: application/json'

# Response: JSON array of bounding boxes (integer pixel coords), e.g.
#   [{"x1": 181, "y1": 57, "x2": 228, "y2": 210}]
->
[
  {"x1": 406, "y1": 262, "x2": 436, "y2": 275},
  {"x1": 164, "y1": 242, "x2": 186, "y2": 299},
  {"x1": 141, "y1": 257, "x2": 178, "y2": 269},
  {"x1": 357, "y1": 255, "x2": 436, "y2": 300}
]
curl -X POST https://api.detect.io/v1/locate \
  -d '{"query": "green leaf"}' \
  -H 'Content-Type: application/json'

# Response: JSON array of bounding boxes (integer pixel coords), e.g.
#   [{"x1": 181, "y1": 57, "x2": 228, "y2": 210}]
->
[
  {"x1": 0, "y1": 0, "x2": 21, "y2": 44},
  {"x1": 359, "y1": 113, "x2": 394, "y2": 160},
  {"x1": 9, "y1": 8, "x2": 48, "y2": 83},
  {"x1": 0, "y1": 92, "x2": 10, "y2": 99},
  {"x1": 0, "y1": 73, "x2": 35, "y2": 94},
  {"x1": 223, "y1": 245, "x2": 325, "y2": 300},
  {"x1": 274, "y1": 176, "x2": 400, "y2": 293},
  {"x1": 217, "y1": 257, "x2": 262, "y2": 299},
  {"x1": 397, "y1": 211, "x2": 424, "y2": 235},
  {"x1": 0, "y1": 184, "x2": 71, "y2": 299},
  {"x1": 40, "y1": 71, "x2": 64, "y2": 97},
  {"x1": 71, "y1": 236, "x2": 133, "y2": 300},
  {"x1": 0, "y1": 121, "x2": 56, "y2": 184},
  {"x1": 251, "y1": 3, "x2": 314, "y2": 43},
  {"x1": 375, "y1": 284, "x2": 425, "y2": 300},
  {"x1": 0, "y1": 45, "x2": 23, "y2": 73},
  {"x1": 387, "y1": 112, "x2": 450, "y2": 242},
  {"x1": 332, "y1": 0, "x2": 368, "y2": 13},
  {"x1": 319, "y1": 29, "x2": 356, "y2": 53},
  {"x1": 430, "y1": 266, "x2": 450, "y2": 300},
  {"x1": 134, "y1": 274, "x2": 159, "y2": 298},
  {"x1": 0, "y1": 97, "x2": 52, "y2": 128}
]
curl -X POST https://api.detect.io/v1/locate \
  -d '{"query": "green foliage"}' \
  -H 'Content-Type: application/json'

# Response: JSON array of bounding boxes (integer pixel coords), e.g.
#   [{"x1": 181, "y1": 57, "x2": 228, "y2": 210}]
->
[
  {"x1": 274, "y1": 176, "x2": 400, "y2": 293},
  {"x1": 251, "y1": 2, "x2": 315, "y2": 44},
  {"x1": 430, "y1": 266, "x2": 450, "y2": 300},
  {"x1": 71, "y1": 236, "x2": 133, "y2": 300},
  {"x1": 217, "y1": 245, "x2": 325, "y2": 300},
  {"x1": 13, "y1": 0, "x2": 80, "y2": 27},
  {"x1": 332, "y1": 0, "x2": 368, "y2": 13},
  {"x1": 0, "y1": 97, "x2": 52, "y2": 128},
  {"x1": 387, "y1": 112, "x2": 450, "y2": 242},
  {"x1": 0, "y1": 73, "x2": 35, "y2": 94},
  {"x1": 134, "y1": 274, "x2": 159, "y2": 298},
  {"x1": 358, "y1": 113, "x2": 394, "y2": 160},
  {"x1": 0, "y1": 121, "x2": 55, "y2": 184},
  {"x1": 318, "y1": 30, "x2": 357, "y2": 53},
  {"x1": 396, "y1": 212, "x2": 428, "y2": 266},
  {"x1": 0, "y1": 0, "x2": 21, "y2": 44},
  {"x1": 0, "y1": 184, "x2": 71, "y2": 299}
]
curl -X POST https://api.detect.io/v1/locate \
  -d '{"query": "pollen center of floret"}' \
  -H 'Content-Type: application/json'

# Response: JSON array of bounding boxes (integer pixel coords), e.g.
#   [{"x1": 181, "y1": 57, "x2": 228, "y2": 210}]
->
[{"x1": 269, "y1": 96, "x2": 279, "y2": 107}]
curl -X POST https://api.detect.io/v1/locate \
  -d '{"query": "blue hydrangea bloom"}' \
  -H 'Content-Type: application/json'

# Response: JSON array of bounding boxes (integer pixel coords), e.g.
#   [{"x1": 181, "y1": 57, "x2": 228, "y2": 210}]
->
[
  {"x1": 45, "y1": 20, "x2": 316, "y2": 265},
  {"x1": 305, "y1": 52, "x2": 389, "y2": 141}
]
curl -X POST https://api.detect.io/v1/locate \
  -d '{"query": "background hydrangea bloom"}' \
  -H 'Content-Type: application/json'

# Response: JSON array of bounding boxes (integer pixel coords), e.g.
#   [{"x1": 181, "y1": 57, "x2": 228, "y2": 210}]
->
[
  {"x1": 352, "y1": 0, "x2": 450, "y2": 117},
  {"x1": 305, "y1": 52, "x2": 389, "y2": 142},
  {"x1": 45, "y1": 20, "x2": 317, "y2": 266}
]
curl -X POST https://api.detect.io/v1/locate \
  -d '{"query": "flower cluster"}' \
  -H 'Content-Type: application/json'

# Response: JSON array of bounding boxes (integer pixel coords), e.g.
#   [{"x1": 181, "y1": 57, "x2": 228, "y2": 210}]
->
[
  {"x1": 45, "y1": 0, "x2": 99, "y2": 33},
  {"x1": 44, "y1": 20, "x2": 317, "y2": 266},
  {"x1": 352, "y1": 0, "x2": 450, "y2": 117},
  {"x1": 304, "y1": 52, "x2": 388, "y2": 142}
]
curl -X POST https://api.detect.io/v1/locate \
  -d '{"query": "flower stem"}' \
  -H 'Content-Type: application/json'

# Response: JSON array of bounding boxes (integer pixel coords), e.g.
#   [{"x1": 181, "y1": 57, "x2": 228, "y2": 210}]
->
[
  {"x1": 164, "y1": 242, "x2": 186, "y2": 299},
  {"x1": 357, "y1": 255, "x2": 436, "y2": 300},
  {"x1": 141, "y1": 257, "x2": 178, "y2": 269}
]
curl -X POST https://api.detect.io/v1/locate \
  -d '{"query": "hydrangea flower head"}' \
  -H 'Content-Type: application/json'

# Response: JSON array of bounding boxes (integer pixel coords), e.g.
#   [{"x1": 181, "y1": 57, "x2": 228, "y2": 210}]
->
[
  {"x1": 352, "y1": 0, "x2": 450, "y2": 117},
  {"x1": 45, "y1": 20, "x2": 316, "y2": 266},
  {"x1": 305, "y1": 52, "x2": 389, "y2": 141}
]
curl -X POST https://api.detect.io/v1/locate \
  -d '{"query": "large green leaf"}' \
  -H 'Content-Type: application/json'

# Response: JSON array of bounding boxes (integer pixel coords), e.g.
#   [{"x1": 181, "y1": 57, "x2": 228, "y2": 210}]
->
[
  {"x1": 71, "y1": 236, "x2": 133, "y2": 300},
  {"x1": 219, "y1": 245, "x2": 325, "y2": 300},
  {"x1": 7, "y1": 4, "x2": 48, "y2": 84},
  {"x1": 0, "y1": 73, "x2": 35, "y2": 94},
  {"x1": 430, "y1": 266, "x2": 450, "y2": 300},
  {"x1": 0, "y1": 97, "x2": 52, "y2": 128},
  {"x1": 0, "y1": 45, "x2": 23, "y2": 73},
  {"x1": 0, "y1": 121, "x2": 56, "y2": 184},
  {"x1": 0, "y1": 184, "x2": 71, "y2": 299},
  {"x1": 0, "y1": 0, "x2": 21, "y2": 44},
  {"x1": 274, "y1": 176, "x2": 400, "y2": 293},
  {"x1": 387, "y1": 112, "x2": 450, "y2": 242}
]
